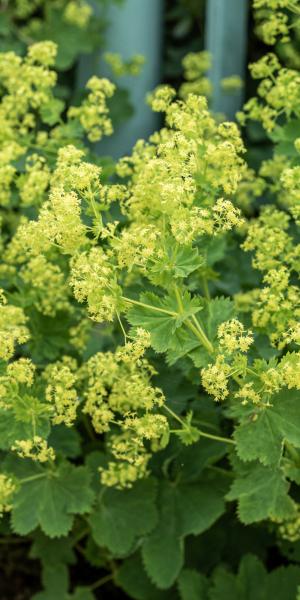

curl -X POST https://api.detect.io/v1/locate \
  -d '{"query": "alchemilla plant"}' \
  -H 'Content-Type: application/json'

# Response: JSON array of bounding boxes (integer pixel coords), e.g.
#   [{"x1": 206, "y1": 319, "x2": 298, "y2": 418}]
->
[
  {"x1": 0, "y1": 1, "x2": 300, "y2": 598},
  {"x1": 0, "y1": 0, "x2": 119, "y2": 71}
]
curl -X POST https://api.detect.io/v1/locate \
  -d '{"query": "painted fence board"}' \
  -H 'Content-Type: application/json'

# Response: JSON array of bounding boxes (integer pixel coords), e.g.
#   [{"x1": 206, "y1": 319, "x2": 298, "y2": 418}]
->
[{"x1": 205, "y1": 0, "x2": 249, "y2": 119}]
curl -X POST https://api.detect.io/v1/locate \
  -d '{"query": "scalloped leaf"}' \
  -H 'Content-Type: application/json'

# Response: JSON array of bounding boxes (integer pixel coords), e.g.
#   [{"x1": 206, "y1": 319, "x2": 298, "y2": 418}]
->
[
  {"x1": 142, "y1": 478, "x2": 225, "y2": 589},
  {"x1": 177, "y1": 569, "x2": 208, "y2": 600},
  {"x1": 227, "y1": 462, "x2": 295, "y2": 524},
  {"x1": 234, "y1": 389, "x2": 300, "y2": 466},
  {"x1": 9, "y1": 460, "x2": 94, "y2": 537},
  {"x1": 127, "y1": 291, "x2": 202, "y2": 353},
  {"x1": 90, "y1": 478, "x2": 158, "y2": 556}
]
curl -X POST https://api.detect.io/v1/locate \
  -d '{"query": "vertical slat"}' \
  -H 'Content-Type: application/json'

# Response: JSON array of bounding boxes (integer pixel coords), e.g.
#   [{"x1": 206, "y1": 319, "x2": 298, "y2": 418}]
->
[
  {"x1": 205, "y1": 0, "x2": 249, "y2": 120},
  {"x1": 78, "y1": 0, "x2": 164, "y2": 158}
]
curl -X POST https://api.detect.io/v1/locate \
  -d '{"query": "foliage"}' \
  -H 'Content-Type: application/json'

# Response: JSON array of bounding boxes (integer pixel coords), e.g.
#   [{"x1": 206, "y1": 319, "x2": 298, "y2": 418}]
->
[
  {"x1": 0, "y1": 0, "x2": 116, "y2": 72},
  {"x1": 0, "y1": 0, "x2": 134, "y2": 131},
  {"x1": 0, "y1": 1, "x2": 300, "y2": 597},
  {"x1": 164, "y1": 0, "x2": 206, "y2": 86}
]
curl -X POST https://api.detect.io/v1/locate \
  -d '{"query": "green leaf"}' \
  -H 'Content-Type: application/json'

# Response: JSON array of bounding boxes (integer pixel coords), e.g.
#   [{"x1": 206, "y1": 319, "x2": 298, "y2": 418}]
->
[
  {"x1": 42, "y1": 563, "x2": 69, "y2": 597},
  {"x1": 174, "y1": 411, "x2": 201, "y2": 446},
  {"x1": 178, "y1": 569, "x2": 208, "y2": 600},
  {"x1": 142, "y1": 481, "x2": 184, "y2": 589},
  {"x1": 83, "y1": 537, "x2": 107, "y2": 568},
  {"x1": 237, "y1": 554, "x2": 267, "y2": 598},
  {"x1": 234, "y1": 389, "x2": 300, "y2": 466},
  {"x1": 127, "y1": 291, "x2": 202, "y2": 353},
  {"x1": 27, "y1": 310, "x2": 75, "y2": 362},
  {"x1": 40, "y1": 98, "x2": 65, "y2": 125},
  {"x1": 90, "y1": 478, "x2": 158, "y2": 556},
  {"x1": 176, "y1": 438, "x2": 227, "y2": 483},
  {"x1": 30, "y1": 532, "x2": 75, "y2": 599},
  {"x1": 234, "y1": 410, "x2": 282, "y2": 466},
  {"x1": 85, "y1": 451, "x2": 108, "y2": 491},
  {"x1": 0, "y1": 408, "x2": 50, "y2": 451},
  {"x1": 142, "y1": 478, "x2": 224, "y2": 589},
  {"x1": 227, "y1": 462, "x2": 295, "y2": 524},
  {"x1": 107, "y1": 87, "x2": 134, "y2": 129},
  {"x1": 203, "y1": 297, "x2": 235, "y2": 340},
  {"x1": 282, "y1": 460, "x2": 300, "y2": 484},
  {"x1": 32, "y1": 589, "x2": 65, "y2": 600},
  {"x1": 175, "y1": 425, "x2": 201, "y2": 445},
  {"x1": 148, "y1": 242, "x2": 204, "y2": 287},
  {"x1": 176, "y1": 481, "x2": 225, "y2": 537},
  {"x1": 127, "y1": 292, "x2": 178, "y2": 353},
  {"x1": 166, "y1": 327, "x2": 200, "y2": 365},
  {"x1": 48, "y1": 425, "x2": 81, "y2": 458},
  {"x1": 204, "y1": 236, "x2": 227, "y2": 267},
  {"x1": 117, "y1": 553, "x2": 172, "y2": 600},
  {"x1": 10, "y1": 461, "x2": 94, "y2": 537},
  {"x1": 209, "y1": 554, "x2": 300, "y2": 600},
  {"x1": 172, "y1": 246, "x2": 204, "y2": 278},
  {"x1": 264, "y1": 565, "x2": 300, "y2": 599},
  {"x1": 28, "y1": 8, "x2": 103, "y2": 70},
  {"x1": 209, "y1": 568, "x2": 239, "y2": 600},
  {"x1": 33, "y1": 586, "x2": 95, "y2": 600},
  {"x1": 30, "y1": 531, "x2": 75, "y2": 566},
  {"x1": 270, "y1": 120, "x2": 300, "y2": 157},
  {"x1": 209, "y1": 554, "x2": 266, "y2": 600},
  {"x1": 271, "y1": 119, "x2": 300, "y2": 157},
  {"x1": 272, "y1": 119, "x2": 300, "y2": 142}
]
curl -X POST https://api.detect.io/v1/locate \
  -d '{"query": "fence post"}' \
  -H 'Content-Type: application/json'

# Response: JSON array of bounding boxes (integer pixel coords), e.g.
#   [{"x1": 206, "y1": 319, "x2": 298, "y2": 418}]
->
[
  {"x1": 205, "y1": 0, "x2": 249, "y2": 120},
  {"x1": 78, "y1": 0, "x2": 164, "y2": 158}
]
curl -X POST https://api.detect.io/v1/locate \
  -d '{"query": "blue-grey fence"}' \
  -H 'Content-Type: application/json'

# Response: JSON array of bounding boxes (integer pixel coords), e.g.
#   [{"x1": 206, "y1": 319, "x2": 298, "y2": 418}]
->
[{"x1": 79, "y1": 0, "x2": 249, "y2": 156}]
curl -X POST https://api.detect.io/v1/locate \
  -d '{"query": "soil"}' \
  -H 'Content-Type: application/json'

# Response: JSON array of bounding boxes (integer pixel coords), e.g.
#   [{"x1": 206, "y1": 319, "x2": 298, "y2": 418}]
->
[{"x1": 0, "y1": 542, "x2": 40, "y2": 600}]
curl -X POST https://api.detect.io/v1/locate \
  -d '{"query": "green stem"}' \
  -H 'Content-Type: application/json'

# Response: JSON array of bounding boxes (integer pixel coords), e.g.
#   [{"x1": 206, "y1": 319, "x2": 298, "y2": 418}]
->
[
  {"x1": 90, "y1": 573, "x2": 114, "y2": 591},
  {"x1": 164, "y1": 405, "x2": 185, "y2": 427},
  {"x1": 191, "y1": 314, "x2": 214, "y2": 353},
  {"x1": 185, "y1": 318, "x2": 214, "y2": 354},
  {"x1": 201, "y1": 276, "x2": 210, "y2": 300},
  {"x1": 116, "y1": 310, "x2": 128, "y2": 343},
  {"x1": 208, "y1": 465, "x2": 234, "y2": 478},
  {"x1": 75, "y1": 543, "x2": 86, "y2": 556},
  {"x1": 285, "y1": 441, "x2": 300, "y2": 464},
  {"x1": 72, "y1": 526, "x2": 90, "y2": 545},
  {"x1": 173, "y1": 285, "x2": 184, "y2": 313},
  {"x1": 164, "y1": 405, "x2": 235, "y2": 445},
  {"x1": 287, "y1": 1, "x2": 300, "y2": 15},
  {"x1": 19, "y1": 473, "x2": 47, "y2": 484},
  {"x1": 122, "y1": 296, "x2": 177, "y2": 317},
  {"x1": 199, "y1": 431, "x2": 236, "y2": 445},
  {"x1": 86, "y1": 186, "x2": 102, "y2": 225},
  {"x1": 246, "y1": 367, "x2": 259, "y2": 378}
]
